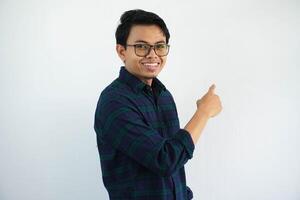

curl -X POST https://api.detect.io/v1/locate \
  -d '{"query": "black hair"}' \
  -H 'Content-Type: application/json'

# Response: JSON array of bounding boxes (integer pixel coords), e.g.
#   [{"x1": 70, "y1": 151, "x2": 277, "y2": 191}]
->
[{"x1": 115, "y1": 9, "x2": 170, "y2": 47}]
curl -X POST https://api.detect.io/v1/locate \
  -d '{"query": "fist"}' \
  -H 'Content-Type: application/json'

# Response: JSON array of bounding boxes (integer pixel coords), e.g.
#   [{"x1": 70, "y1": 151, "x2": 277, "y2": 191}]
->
[{"x1": 196, "y1": 84, "x2": 222, "y2": 118}]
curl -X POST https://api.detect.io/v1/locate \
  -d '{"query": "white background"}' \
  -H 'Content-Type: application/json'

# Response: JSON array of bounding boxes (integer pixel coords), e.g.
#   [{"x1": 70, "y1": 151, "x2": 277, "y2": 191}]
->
[{"x1": 1, "y1": 0, "x2": 299, "y2": 199}]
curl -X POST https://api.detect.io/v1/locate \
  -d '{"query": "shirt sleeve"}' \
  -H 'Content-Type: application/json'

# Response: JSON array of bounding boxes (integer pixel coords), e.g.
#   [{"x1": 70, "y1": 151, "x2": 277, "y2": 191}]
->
[
  {"x1": 94, "y1": 95, "x2": 195, "y2": 177},
  {"x1": 186, "y1": 185, "x2": 193, "y2": 199}
]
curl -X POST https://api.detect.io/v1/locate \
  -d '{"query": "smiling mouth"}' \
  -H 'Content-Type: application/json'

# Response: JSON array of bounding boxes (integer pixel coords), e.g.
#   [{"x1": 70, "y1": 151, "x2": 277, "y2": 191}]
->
[
  {"x1": 141, "y1": 63, "x2": 159, "y2": 73},
  {"x1": 141, "y1": 62, "x2": 159, "y2": 67}
]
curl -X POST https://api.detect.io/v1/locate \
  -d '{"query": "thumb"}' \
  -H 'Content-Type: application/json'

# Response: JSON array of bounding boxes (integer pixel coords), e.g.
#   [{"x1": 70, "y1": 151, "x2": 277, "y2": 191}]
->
[{"x1": 208, "y1": 84, "x2": 216, "y2": 94}]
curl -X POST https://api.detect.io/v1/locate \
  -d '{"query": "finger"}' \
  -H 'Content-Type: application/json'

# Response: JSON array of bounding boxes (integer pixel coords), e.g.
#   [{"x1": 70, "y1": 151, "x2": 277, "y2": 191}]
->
[{"x1": 208, "y1": 84, "x2": 215, "y2": 94}]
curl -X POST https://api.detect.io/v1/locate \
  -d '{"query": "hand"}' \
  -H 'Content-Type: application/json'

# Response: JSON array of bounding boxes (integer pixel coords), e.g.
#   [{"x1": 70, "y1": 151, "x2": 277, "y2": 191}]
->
[{"x1": 196, "y1": 84, "x2": 222, "y2": 118}]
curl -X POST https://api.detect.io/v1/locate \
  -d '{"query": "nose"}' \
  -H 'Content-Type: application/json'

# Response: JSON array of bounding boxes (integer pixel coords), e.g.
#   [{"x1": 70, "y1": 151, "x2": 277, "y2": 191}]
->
[{"x1": 146, "y1": 47, "x2": 157, "y2": 58}]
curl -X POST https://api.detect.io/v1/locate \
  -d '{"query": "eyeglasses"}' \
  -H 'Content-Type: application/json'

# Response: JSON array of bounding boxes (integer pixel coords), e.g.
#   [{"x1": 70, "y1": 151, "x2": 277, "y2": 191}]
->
[{"x1": 126, "y1": 43, "x2": 170, "y2": 57}]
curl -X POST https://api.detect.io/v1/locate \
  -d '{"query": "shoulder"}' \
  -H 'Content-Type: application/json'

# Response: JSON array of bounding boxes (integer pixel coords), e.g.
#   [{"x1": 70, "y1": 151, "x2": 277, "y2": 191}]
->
[
  {"x1": 98, "y1": 78, "x2": 133, "y2": 101},
  {"x1": 96, "y1": 78, "x2": 139, "y2": 112},
  {"x1": 101, "y1": 78, "x2": 127, "y2": 96},
  {"x1": 160, "y1": 87, "x2": 176, "y2": 104}
]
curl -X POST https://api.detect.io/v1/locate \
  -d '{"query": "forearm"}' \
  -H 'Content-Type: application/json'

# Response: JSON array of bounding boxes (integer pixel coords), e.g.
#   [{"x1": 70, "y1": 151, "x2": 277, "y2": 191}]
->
[{"x1": 184, "y1": 109, "x2": 209, "y2": 144}]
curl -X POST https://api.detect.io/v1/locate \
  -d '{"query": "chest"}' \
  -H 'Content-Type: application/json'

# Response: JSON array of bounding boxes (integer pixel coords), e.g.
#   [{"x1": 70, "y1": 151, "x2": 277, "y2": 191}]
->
[{"x1": 135, "y1": 91, "x2": 180, "y2": 138}]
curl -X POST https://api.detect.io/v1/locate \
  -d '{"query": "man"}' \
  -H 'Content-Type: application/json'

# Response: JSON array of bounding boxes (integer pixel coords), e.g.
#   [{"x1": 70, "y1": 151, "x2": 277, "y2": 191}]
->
[{"x1": 94, "y1": 9, "x2": 222, "y2": 200}]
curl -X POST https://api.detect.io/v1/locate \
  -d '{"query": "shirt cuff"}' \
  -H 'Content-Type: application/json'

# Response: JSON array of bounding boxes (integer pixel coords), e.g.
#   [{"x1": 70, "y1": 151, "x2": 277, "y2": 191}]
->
[{"x1": 174, "y1": 129, "x2": 195, "y2": 159}]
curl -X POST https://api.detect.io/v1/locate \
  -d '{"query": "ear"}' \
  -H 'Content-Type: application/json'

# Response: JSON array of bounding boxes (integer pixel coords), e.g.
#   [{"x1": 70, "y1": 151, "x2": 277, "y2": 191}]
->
[{"x1": 116, "y1": 44, "x2": 126, "y2": 63}]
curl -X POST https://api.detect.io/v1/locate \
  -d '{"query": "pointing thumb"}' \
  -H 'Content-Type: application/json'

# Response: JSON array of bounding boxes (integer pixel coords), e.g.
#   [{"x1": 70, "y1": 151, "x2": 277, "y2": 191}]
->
[{"x1": 208, "y1": 84, "x2": 216, "y2": 94}]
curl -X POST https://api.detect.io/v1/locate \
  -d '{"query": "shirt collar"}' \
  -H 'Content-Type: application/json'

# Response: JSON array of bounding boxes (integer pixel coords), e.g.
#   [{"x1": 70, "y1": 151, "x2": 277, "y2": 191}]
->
[{"x1": 118, "y1": 66, "x2": 166, "y2": 94}]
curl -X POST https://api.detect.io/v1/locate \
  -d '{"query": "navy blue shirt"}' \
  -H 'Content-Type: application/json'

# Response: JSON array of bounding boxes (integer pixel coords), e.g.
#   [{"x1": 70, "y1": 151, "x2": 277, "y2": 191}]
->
[{"x1": 94, "y1": 66, "x2": 195, "y2": 199}]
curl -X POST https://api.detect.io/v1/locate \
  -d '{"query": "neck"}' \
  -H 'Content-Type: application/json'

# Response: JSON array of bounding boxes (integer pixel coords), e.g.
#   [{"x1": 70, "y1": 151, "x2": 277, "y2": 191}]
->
[{"x1": 143, "y1": 78, "x2": 153, "y2": 86}]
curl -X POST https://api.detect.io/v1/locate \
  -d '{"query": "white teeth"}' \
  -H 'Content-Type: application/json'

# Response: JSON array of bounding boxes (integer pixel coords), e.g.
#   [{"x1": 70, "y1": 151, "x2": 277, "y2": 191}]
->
[{"x1": 142, "y1": 63, "x2": 158, "y2": 66}]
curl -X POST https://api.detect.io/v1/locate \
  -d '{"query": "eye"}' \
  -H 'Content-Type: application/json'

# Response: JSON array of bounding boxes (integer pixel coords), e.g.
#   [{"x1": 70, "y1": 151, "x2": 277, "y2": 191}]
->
[
  {"x1": 135, "y1": 44, "x2": 149, "y2": 49},
  {"x1": 155, "y1": 44, "x2": 167, "y2": 49}
]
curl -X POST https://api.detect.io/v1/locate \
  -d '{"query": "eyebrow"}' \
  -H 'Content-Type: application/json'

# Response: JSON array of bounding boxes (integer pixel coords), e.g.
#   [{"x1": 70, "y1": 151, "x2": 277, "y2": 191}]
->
[{"x1": 134, "y1": 40, "x2": 166, "y2": 44}]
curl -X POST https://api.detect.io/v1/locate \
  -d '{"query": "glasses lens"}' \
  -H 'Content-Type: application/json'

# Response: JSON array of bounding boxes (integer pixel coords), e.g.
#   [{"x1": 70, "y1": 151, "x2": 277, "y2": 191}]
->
[
  {"x1": 133, "y1": 44, "x2": 169, "y2": 57},
  {"x1": 135, "y1": 44, "x2": 150, "y2": 57},
  {"x1": 154, "y1": 44, "x2": 169, "y2": 56}
]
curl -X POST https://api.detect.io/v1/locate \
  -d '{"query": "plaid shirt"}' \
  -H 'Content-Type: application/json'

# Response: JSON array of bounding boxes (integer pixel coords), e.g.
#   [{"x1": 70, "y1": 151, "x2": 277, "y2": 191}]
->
[{"x1": 94, "y1": 66, "x2": 195, "y2": 200}]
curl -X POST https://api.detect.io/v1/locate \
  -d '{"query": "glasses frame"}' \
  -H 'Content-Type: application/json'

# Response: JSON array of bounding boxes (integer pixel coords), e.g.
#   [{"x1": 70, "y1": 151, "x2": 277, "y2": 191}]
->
[{"x1": 126, "y1": 43, "x2": 170, "y2": 57}]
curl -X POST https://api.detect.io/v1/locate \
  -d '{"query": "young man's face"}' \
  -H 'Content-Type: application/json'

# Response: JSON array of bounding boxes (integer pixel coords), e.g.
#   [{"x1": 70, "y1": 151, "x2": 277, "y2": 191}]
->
[{"x1": 116, "y1": 25, "x2": 168, "y2": 86}]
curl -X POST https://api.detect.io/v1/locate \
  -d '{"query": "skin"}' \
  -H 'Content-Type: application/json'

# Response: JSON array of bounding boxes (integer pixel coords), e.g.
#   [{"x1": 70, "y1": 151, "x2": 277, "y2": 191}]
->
[
  {"x1": 185, "y1": 84, "x2": 223, "y2": 144},
  {"x1": 116, "y1": 24, "x2": 222, "y2": 144},
  {"x1": 116, "y1": 25, "x2": 167, "y2": 86}
]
